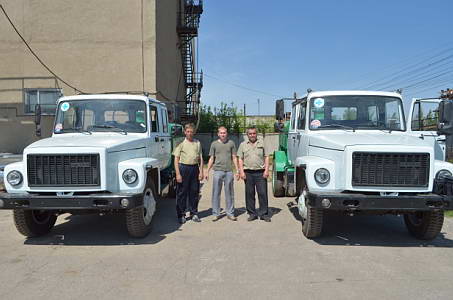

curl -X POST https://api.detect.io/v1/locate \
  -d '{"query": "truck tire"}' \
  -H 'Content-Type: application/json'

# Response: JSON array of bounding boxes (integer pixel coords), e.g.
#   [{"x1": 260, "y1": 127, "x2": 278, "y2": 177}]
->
[
  {"x1": 298, "y1": 189, "x2": 323, "y2": 238},
  {"x1": 13, "y1": 209, "x2": 57, "y2": 237},
  {"x1": 126, "y1": 179, "x2": 157, "y2": 238},
  {"x1": 404, "y1": 210, "x2": 444, "y2": 240},
  {"x1": 272, "y1": 162, "x2": 285, "y2": 197},
  {"x1": 286, "y1": 182, "x2": 296, "y2": 197}
]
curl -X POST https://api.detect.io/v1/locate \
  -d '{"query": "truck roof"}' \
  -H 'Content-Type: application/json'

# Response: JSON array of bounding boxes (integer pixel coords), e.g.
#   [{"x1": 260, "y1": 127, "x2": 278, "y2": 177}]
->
[
  {"x1": 57, "y1": 94, "x2": 164, "y2": 106},
  {"x1": 304, "y1": 90, "x2": 402, "y2": 99}
]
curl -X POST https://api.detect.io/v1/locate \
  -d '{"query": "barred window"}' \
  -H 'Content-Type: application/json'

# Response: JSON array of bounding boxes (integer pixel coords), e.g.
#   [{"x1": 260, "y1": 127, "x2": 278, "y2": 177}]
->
[{"x1": 24, "y1": 89, "x2": 62, "y2": 115}]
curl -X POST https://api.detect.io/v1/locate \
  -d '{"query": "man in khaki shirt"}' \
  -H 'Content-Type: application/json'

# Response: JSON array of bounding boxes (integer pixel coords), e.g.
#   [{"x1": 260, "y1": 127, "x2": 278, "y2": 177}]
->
[
  {"x1": 173, "y1": 123, "x2": 204, "y2": 224},
  {"x1": 237, "y1": 127, "x2": 271, "y2": 222}
]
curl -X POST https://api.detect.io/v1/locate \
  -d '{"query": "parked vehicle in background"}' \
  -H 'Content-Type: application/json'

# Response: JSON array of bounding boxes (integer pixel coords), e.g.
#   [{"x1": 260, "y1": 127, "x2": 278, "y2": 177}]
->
[
  {"x1": 0, "y1": 94, "x2": 184, "y2": 238},
  {"x1": 274, "y1": 90, "x2": 453, "y2": 240}
]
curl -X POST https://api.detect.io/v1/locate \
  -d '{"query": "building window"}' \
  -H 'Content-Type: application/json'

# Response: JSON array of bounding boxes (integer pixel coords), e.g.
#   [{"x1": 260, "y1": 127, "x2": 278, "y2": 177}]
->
[{"x1": 24, "y1": 89, "x2": 62, "y2": 115}]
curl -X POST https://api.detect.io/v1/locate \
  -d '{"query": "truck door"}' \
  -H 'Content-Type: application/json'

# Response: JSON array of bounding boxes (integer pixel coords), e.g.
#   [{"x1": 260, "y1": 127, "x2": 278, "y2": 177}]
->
[
  {"x1": 296, "y1": 100, "x2": 309, "y2": 157},
  {"x1": 408, "y1": 99, "x2": 445, "y2": 160},
  {"x1": 288, "y1": 103, "x2": 299, "y2": 165},
  {"x1": 149, "y1": 104, "x2": 164, "y2": 168},
  {"x1": 159, "y1": 106, "x2": 171, "y2": 169}
]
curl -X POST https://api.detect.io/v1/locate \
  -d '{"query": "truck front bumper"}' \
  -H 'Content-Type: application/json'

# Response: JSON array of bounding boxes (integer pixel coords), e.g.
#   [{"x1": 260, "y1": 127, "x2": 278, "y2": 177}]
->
[
  {"x1": 0, "y1": 192, "x2": 143, "y2": 210},
  {"x1": 307, "y1": 192, "x2": 452, "y2": 211}
]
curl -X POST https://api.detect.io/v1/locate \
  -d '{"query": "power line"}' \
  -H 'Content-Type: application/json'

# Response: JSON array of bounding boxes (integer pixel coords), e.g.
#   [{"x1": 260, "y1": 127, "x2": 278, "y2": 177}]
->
[
  {"x1": 404, "y1": 76, "x2": 453, "y2": 96},
  {"x1": 358, "y1": 48, "x2": 453, "y2": 90},
  {"x1": 204, "y1": 73, "x2": 285, "y2": 98},
  {"x1": 342, "y1": 42, "x2": 453, "y2": 88},
  {"x1": 0, "y1": 4, "x2": 85, "y2": 94},
  {"x1": 377, "y1": 61, "x2": 453, "y2": 91}
]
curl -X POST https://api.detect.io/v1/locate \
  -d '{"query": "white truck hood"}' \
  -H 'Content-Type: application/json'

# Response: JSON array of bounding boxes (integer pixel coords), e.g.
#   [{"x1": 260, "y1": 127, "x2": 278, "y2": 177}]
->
[
  {"x1": 26, "y1": 134, "x2": 147, "y2": 153},
  {"x1": 309, "y1": 131, "x2": 431, "y2": 151}
]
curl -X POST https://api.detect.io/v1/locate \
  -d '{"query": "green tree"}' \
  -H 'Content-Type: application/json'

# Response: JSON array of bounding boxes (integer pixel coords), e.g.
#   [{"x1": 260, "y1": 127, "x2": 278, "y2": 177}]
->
[{"x1": 198, "y1": 102, "x2": 245, "y2": 133}]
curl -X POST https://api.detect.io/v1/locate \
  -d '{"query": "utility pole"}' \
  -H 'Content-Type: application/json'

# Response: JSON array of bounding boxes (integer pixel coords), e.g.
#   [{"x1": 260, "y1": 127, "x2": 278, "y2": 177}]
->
[
  {"x1": 257, "y1": 98, "x2": 260, "y2": 116},
  {"x1": 243, "y1": 103, "x2": 246, "y2": 131}
]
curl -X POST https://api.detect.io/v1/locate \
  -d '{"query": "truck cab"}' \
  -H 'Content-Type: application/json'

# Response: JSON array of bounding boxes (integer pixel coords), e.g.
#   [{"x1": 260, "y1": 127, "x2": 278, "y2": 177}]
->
[
  {"x1": 275, "y1": 90, "x2": 453, "y2": 239},
  {"x1": 0, "y1": 94, "x2": 181, "y2": 238}
]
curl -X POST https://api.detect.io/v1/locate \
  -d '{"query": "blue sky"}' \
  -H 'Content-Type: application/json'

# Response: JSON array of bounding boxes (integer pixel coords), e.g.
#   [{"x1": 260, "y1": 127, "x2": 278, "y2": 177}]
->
[{"x1": 198, "y1": 0, "x2": 453, "y2": 115}]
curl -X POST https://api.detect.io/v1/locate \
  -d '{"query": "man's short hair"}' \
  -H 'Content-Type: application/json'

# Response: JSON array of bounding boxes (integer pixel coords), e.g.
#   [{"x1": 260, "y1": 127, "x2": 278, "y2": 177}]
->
[
  {"x1": 218, "y1": 126, "x2": 227, "y2": 132},
  {"x1": 184, "y1": 123, "x2": 195, "y2": 131},
  {"x1": 246, "y1": 126, "x2": 257, "y2": 133}
]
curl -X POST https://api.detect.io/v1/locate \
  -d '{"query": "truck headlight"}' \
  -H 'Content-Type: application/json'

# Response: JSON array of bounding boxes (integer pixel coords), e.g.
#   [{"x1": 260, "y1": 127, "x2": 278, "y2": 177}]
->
[
  {"x1": 122, "y1": 169, "x2": 138, "y2": 184},
  {"x1": 436, "y1": 169, "x2": 452, "y2": 180},
  {"x1": 7, "y1": 170, "x2": 23, "y2": 186},
  {"x1": 314, "y1": 168, "x2": 330, "y2": 184}
]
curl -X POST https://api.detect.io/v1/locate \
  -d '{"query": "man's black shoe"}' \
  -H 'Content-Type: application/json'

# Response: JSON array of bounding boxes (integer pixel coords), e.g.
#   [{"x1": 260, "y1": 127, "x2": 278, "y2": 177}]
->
[
  {"x1": 260, "y1": 216, "x2": 271, "y2": 222},
  {"x1": 192, "y1": 215, "x2": 201, "y2": 222},
  {"x1": 178, "y1": 217, "x2": 186, "y2": 224},
  {"x1": 247, "y1": 215, "x2": 258, "y2": 222}
]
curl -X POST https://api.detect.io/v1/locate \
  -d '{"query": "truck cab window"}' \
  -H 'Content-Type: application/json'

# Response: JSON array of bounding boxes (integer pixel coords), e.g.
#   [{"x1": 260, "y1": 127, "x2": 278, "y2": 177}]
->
[
  {"x1": 150, "y1": 106, "x2": 159, "y2": 132},
  {"x1": 290, "y1": 105, "x2": 297, "y2": 131},
  {"x1": 411, "y1": 101, "x2": 439, "y2": 131},
  {"x1": 297, "y1": 103, "x2": 306, "y2": 129}
]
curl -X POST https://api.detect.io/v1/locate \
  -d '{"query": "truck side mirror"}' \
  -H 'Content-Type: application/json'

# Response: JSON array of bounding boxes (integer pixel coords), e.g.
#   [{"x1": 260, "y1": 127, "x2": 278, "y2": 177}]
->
[
  {"x1": 438, "y1": 100, "x2": 453, "y2": 135},
  {"x1": 35, "y1": 104, "x2": 42, "y2": 137},
  {"x1": 276, "y1": 99, "x2": 284, "y2": 120}
]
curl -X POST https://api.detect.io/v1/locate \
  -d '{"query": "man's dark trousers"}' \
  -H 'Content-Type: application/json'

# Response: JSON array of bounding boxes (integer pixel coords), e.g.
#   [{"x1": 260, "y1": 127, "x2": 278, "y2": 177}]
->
[
  {"x1": 176, "y1": 164, "x2": 200, "y2": 218},
  {"x1": 244, "y1": 170, "x2": 269, "y2": 217}
]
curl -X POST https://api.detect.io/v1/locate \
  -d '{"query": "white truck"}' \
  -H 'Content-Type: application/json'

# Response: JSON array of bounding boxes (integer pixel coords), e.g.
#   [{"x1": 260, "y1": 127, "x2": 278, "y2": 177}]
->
[
  {"x1": 280, "y1": 90, "x2": 453, "y2": 239},
  {"x1": 0, "y1": 94, "x2": 183, "y2": 238}
]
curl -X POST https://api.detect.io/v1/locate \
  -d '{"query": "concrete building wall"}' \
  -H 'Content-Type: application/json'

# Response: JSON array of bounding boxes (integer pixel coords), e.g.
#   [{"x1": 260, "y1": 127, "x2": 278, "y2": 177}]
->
[
  {"x1": 0, "y1": 0, "x2": 157, "y2": 96},
  {"x1": 0, "y1": 0, "x2": 185, "y2": 153},
  {"x1": 155, "y1": 0, "x2": 185, "y2": 105}
]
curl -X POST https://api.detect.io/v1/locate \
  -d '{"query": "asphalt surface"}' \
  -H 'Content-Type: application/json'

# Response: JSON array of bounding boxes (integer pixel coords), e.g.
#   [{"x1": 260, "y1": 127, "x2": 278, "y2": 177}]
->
[{"x1": 1, "y1": 176, "x2": 453, "y2": 299}]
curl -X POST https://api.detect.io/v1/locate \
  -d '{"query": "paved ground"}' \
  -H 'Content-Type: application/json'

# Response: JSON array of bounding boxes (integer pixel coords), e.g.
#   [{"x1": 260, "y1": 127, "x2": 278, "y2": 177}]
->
[{"x1": 1, "y1": 177, "x2": 453, "y2": 300}]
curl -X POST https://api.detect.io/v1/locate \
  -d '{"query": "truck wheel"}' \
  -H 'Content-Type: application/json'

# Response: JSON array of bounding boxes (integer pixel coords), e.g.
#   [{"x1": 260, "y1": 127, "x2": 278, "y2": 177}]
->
[
  {"x1": 126, "y1": 179, "x2": 157, "y2": 238},
  {"x1": 13, "y1": 209, "x2": 57, "y2": 237},
  {"x1": 404, "y1": 211, "x2": 444, "y2": 240},
  {"x1": 298, "y1": 189, "x2": 323, "y2": 238},
  {"x1": 286, "y1": 182, "x2": 296, "y2": 197},
  {"x1": 272, "y1": 162, "x2": 285, "y2": 197}
]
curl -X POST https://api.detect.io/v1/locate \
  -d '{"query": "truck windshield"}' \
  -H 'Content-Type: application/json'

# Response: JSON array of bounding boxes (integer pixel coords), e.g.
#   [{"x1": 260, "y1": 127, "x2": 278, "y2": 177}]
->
[
  {"x1": 309, "y1": 95, "x2": 405, "y2": 131},
  {"x1": 54, "y1": 99, "x2": 147, "y2": 134}
]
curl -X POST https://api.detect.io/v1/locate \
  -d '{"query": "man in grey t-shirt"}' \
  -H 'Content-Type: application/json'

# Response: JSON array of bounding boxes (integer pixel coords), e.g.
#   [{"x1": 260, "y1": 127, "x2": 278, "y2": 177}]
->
[{"x1": 205, "y1": 126, "x2": 239, "y2": 221}]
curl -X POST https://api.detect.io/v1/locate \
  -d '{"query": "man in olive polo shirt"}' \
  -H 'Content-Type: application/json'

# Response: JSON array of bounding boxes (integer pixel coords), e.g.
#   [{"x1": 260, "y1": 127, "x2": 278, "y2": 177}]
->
[
  {"x1": 173, "y1": 123, "x2": 204, "y2": 224},
  {"x1": 237, "y1": 126, "x2": 271, "y2": 222},
  {"x1": 205, "y1": 126, "x2": 239, "y2": 222}
]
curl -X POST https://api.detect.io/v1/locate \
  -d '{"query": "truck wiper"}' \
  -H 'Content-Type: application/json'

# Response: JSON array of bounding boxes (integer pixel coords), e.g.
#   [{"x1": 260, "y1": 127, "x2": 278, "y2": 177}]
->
[
  {"x1": 90, "y1": 124, "x2": 127, "y2": 135},
  {"x1": 58, "y1": 127, "x2": 92, "y2": 135},
  {"x1": 318, "y1": 124, "x2": 355, "y2": 132}
]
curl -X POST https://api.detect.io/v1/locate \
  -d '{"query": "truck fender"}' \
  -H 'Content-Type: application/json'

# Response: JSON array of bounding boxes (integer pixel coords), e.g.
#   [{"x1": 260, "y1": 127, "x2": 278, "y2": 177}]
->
[
  {"x1": 294, "y1": 156, "x2": 336, "y2": 192},
  {"x1": 273, "y1": 151, "x2": 288, "y2": 172},
  {"x1": 434, "y1": 160, "x2": 453, "y2": 178},
  {"x1": 118, "y1": 158, "x2": 160, "y2": 194}
]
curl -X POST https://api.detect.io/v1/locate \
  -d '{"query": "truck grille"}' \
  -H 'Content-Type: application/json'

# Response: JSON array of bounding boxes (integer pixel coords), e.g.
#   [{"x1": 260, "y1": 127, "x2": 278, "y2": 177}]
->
[
  {"x1": 352, "y1": 152, "x2": 429, "y2": 187},
  {"x1": 27, "y1": 154, "x2": 100, "y2": 187}
]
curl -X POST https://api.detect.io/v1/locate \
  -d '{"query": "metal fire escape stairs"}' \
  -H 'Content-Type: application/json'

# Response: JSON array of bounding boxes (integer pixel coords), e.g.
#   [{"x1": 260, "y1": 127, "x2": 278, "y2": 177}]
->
[{"x1": 177, "y1": 0, "x2": 203, "y2": 124}]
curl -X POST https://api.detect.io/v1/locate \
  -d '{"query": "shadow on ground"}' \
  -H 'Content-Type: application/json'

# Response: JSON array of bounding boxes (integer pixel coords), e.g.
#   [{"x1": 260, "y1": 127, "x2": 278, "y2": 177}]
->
[
  {"x1": 24, "y1": 197, "x2": 180, "y2": 246},
  {"x1": 287, "y1": 203, "x2": 453, "y2": 248}
]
